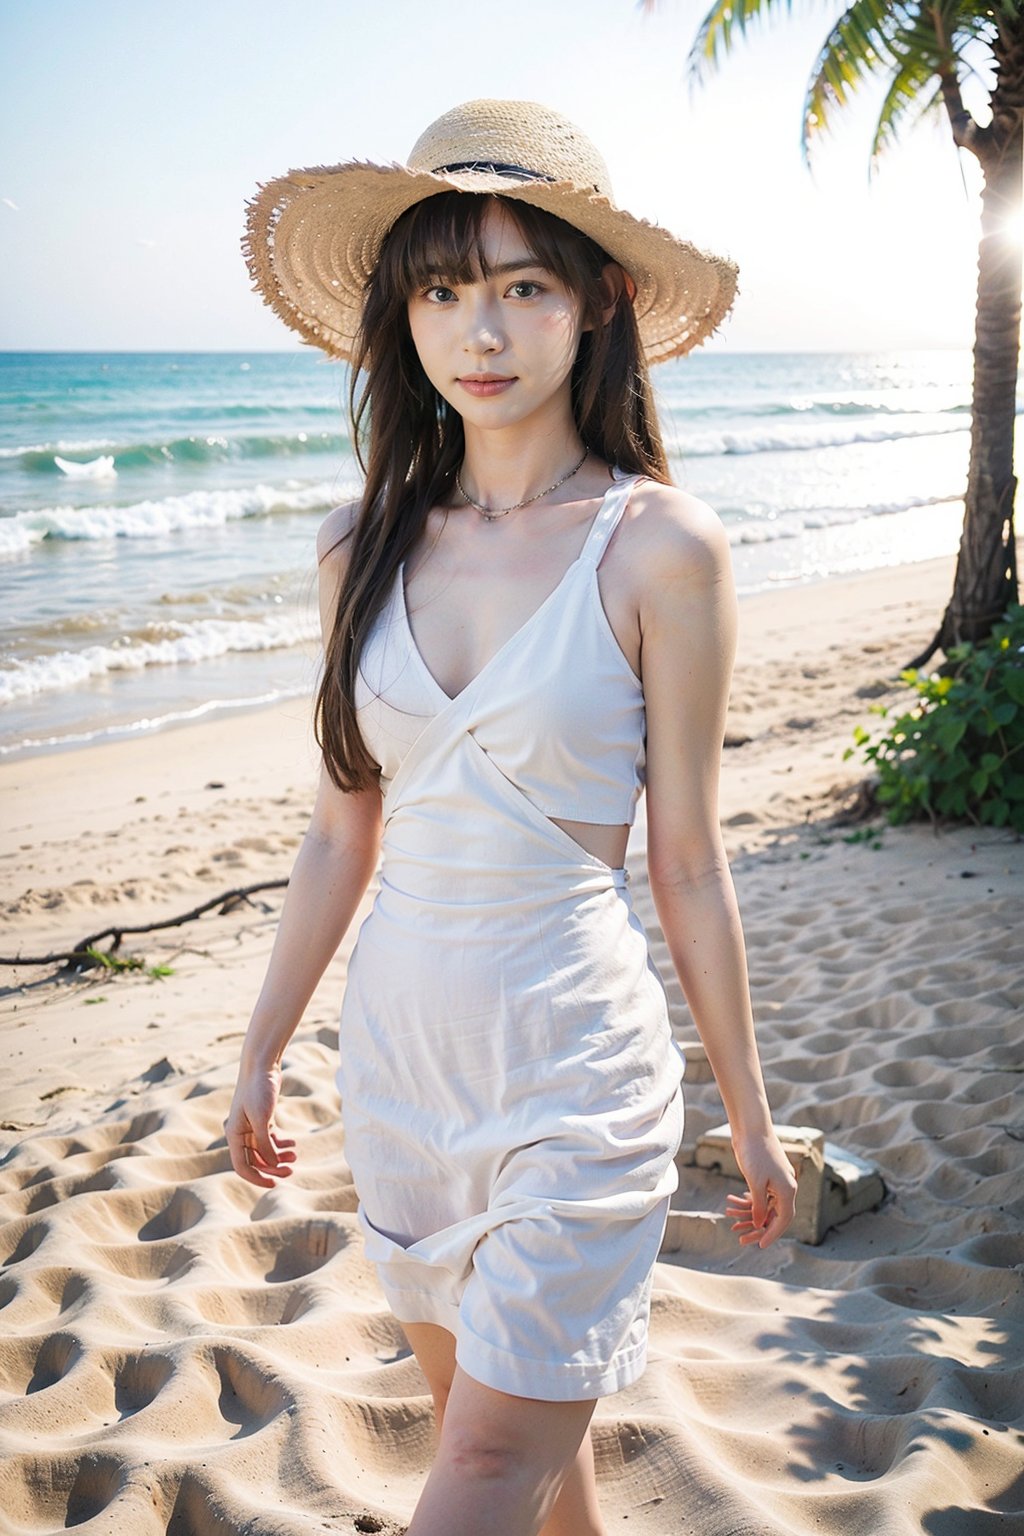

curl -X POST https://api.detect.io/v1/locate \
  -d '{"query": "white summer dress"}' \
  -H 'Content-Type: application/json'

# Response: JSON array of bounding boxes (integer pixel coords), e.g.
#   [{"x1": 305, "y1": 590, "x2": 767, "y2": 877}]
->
[{"x1": 338, "y1": 468, "x2": 686, "y2": 1402}]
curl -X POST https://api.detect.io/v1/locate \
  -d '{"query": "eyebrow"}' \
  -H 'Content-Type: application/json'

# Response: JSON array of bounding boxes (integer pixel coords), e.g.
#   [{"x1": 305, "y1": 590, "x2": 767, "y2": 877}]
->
[
  {"x1": 485, "y1": 259, "x2": 551, "y2": 277},
  {"x1": 424, "y1": 258, "x2": 552, "y2": 280}
]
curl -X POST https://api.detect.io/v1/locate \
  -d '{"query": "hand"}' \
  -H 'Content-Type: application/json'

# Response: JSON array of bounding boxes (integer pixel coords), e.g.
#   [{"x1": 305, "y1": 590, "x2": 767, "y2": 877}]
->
[
  {"x1": 224, "y1": 1063, "x2": 298, "y2": 1188},
  {"x1": 726, "y1": 1130, "x2": 799, "y2": 1248}
]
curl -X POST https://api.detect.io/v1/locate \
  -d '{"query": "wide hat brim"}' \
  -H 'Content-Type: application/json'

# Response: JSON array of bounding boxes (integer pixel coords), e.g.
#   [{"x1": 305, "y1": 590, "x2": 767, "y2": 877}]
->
[{"x1": 242, "y1": 161, "x2": 739, "y2": 366}]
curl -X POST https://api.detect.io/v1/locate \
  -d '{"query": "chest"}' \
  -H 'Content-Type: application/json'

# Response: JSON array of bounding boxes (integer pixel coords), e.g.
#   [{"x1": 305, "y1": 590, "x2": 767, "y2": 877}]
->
[
  {"x1": 402, "y1": 537, "x2": 641, "y2": 702},
  {"x1": 356, "y1": 555, "x2": 647, "y2": 820}
]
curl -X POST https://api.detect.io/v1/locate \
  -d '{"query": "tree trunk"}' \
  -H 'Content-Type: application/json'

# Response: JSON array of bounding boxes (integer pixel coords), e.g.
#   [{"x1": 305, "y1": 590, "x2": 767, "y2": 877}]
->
[
  {"x1": 949, "y1": 113, "x2": 1021, "y2": 638},
  {"x1": 909, "y1": 17, "x2": 1023, "y2": 669}
]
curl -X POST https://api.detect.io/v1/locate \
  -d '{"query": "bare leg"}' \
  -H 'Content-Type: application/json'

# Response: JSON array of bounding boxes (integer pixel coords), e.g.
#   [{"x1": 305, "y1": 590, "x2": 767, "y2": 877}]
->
[
  {"x1": 400, "y1": 1321, "x2": 457, "y2": 1432},
  {"x1": 537, "y1": 1428, "x2": 607, "y2": 1536},
  {"x1": 400, "y1": 1321, "x2": 607, "y2": 1536}
]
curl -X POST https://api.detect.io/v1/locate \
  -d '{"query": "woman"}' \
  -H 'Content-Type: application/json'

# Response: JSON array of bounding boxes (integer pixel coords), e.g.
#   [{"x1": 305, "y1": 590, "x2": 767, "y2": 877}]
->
[{"x1": 229, "y1": 99, "x2": 798, "y2": 1536}]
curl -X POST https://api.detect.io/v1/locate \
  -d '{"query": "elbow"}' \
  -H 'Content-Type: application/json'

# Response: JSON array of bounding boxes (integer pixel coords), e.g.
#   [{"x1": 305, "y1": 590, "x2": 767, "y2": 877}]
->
[
  {"x1": 307, "y1": 787, "x2": 383, "y2": 866},
  {"x1": 647, "y1": 838, "x2": 730, "y2": 897}
]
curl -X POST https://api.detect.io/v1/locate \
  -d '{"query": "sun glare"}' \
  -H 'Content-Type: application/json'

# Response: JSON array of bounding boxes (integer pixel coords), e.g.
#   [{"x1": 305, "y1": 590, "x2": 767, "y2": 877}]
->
[{"x1": 993, "y1": 211, "x2": 1024, "y2": 249}]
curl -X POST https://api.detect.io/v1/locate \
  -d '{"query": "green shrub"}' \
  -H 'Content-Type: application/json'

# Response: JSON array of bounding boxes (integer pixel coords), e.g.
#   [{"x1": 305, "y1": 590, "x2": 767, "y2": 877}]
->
[{"x1": 844, "y1": 602, "x2": 1024, "y2": 832}]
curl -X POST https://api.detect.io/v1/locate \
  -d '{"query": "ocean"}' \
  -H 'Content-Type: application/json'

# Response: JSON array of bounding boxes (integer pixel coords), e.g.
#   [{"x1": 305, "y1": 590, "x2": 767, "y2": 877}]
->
[{"x1": 0, "y1": 348, "x2": 1008, "y2": 760}]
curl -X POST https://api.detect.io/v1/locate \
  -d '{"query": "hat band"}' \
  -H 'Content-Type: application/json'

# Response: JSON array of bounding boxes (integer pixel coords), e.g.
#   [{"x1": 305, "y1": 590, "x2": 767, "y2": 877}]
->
[{"x1": 432, "y1": 160, "x2": 555, "y2": 183}]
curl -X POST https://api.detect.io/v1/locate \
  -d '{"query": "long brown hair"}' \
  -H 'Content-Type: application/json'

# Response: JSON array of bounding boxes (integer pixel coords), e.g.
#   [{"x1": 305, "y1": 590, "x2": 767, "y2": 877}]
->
[{"x1": 316, "y1": 191, "x2": 670, "y2": 791}]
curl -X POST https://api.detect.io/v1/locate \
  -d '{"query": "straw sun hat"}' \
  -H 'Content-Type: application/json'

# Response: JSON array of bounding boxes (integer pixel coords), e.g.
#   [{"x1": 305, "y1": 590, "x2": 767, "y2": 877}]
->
[{"x1": 242, "y1": 98, "x2": 739, "y2": 366}]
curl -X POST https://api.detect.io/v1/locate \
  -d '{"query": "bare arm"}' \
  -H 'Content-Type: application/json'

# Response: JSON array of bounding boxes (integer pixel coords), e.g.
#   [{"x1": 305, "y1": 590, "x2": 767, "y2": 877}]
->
[
  {"x1": 638, "y1": 487, "x2": 798, "y2": 1246},
  {"x1": 237, "y1": 763, "x2": 382, "y2": 1077},
  {"x1": 225, "y1": 502, "x2": 382, "y2": 1186}
]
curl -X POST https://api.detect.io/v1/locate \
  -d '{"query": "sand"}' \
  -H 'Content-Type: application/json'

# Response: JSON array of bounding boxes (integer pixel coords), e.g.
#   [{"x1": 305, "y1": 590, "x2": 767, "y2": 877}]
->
[{"x1": 1, "y1": 550, "x2": 1022, "y2": 1535}]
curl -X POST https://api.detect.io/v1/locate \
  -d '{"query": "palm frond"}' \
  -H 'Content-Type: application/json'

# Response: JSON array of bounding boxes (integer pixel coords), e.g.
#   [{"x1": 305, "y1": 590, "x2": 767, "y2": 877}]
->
[
  {"x1": 685, "y1": 0, "x2": 806, "y2": 92},
  {"x1": 676, "y1": 0, "x2": 1011, "y2": 175},
  {"x1": 868, "y1": 71, "x2": 947, "y2": 176},
  {"x1": 798, "y1": 0, "x2": 912, "y2": 168},
  {"x1": 681, "y1": 0, "x2": 1005, "y2": 97},
  {"x1": 879, "y1": 0, "x2": 1002, "y2": 67}
]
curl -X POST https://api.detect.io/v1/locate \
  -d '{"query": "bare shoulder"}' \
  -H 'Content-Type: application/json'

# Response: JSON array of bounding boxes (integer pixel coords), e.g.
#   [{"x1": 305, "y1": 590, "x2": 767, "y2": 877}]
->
[
  {"x1": 316, "y1": 499, "x2": 361, "y2": 644},
  {"x1": 317, "y1": 499, "x2": 361, "y2": 571},
  {"x1": 623, "y1": 480, "x2": 731, "y2": 593}
]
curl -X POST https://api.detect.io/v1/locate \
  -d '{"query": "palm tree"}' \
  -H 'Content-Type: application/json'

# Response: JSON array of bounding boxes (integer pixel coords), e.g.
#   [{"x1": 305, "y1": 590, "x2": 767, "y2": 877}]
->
[{"x1": 650, "y1": 0, "x2": 1022, "y2": 665}]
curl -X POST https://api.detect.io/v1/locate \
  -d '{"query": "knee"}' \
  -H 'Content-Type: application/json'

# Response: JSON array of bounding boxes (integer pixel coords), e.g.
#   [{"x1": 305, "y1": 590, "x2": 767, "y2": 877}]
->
[{"x1": 443, "y1": 1425, "x2": 527, "y2": 1485}]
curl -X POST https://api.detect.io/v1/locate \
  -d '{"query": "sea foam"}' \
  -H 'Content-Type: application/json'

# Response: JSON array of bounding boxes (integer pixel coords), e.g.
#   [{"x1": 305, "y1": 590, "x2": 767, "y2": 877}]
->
[
  {"x1": 0, "y1": 481, "x2": 340, "y2": 555},
  {"x1": 679, "y1": 412, "x2": 973, "y2": 458},
  {"x1": 0, "y1": 612, "x2": 320, "y2": 703}
]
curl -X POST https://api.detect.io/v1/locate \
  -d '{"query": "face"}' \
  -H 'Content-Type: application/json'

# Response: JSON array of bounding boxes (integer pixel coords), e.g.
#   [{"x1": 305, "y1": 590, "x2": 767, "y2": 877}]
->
[{"x1": 405, "y1": 201, "x2": 587, "y2": 435}]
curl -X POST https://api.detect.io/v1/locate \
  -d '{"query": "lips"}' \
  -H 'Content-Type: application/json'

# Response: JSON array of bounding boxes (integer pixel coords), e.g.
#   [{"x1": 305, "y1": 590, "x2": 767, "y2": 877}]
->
[{"x1": 456, "y1": 376, "x2": 517, "y2": 397}]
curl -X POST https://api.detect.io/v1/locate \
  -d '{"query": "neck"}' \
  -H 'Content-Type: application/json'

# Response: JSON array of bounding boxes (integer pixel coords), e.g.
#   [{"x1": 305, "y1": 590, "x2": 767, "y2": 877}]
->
[{"x1": 459, "y1": 413, "x2": 586, "y2": 509}]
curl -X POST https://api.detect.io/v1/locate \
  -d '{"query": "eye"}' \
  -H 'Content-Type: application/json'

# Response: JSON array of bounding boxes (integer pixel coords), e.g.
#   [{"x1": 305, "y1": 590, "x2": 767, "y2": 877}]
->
[
  {"x1": 423, "y1": 285, "x2": 457, "y2": 304},
  {"x1": 508, "y1": 280, "x2": 543, "y2": 299}
]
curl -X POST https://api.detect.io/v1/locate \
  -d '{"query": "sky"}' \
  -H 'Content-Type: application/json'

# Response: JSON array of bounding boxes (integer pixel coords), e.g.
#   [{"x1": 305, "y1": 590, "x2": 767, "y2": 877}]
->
[{"x1": 0, "y1": 0, "x2": 1001, "y2": 353}]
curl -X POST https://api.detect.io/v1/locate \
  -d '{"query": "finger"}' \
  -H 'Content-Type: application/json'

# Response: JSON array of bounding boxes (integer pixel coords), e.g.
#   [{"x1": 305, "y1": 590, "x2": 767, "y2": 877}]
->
[
  {"x1": 727, "y1": 1210, "x2": 761, "y2": 1234},
  {"x1": 759, "y1": 1190, "x2": 797, "y2": 1247},
  {"x1": 254, "y1": 1125, "x2": 284, "y2": 1168},
  {"x1": 267, "y1": 1134, "x2": 298, "y2": 1162},
  {"x1": 225, "y1": 1127, "x2": 291, "y2": 1184},
  {"x1": 231, "y1": 1144, "x2": 275, "y2": 1187},
  {"x1": 247, "y1": 1142, "x2": 293, "y2": 1177},
  {"x1": 240, "y1": 1142, "x2": 289, "y2": 1186},
  {"x1": 740, "y1": 1228, "x2": 771, "y2": 1246},
  {"x1": 725, "y1": 1194, "x2": 757, "y2": 1225},
  {"x1": 748, "y1": 1182, "x2": 769, "y2": 1231},
  {"x1": 238, "y1": 1162, "x2": 278, "y2": 1189},
  {"x1": 752, "y1": 1190, "x2": 790, "y2": 1247},
  {"x1": 727, "y1": 1192, "x2": 770, "y2": 1242},
  {"x1": 756, "y1": 1216, "x2": 784, "y2": 1248},
  {"x1": 256, "y1": 1136, "x2": 296, "y2": 1167}
]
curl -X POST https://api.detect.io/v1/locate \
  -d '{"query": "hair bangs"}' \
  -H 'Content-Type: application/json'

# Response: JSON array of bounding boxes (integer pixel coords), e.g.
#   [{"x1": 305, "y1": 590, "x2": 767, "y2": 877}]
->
[{"x1": 376, "y1": 192, "x2": 601, "y2": 301}]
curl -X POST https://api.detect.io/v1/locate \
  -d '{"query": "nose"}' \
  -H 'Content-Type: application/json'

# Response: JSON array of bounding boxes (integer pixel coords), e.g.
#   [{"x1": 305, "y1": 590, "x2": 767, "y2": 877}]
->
[{"x1": 461, "y1": 292, "x2": 505, "y2": 357}]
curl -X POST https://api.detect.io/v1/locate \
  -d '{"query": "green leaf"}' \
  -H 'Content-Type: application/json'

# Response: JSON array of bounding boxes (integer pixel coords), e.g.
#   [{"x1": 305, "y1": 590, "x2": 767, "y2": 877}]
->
[
  {"x1": 84, "y1": 945, "x2": 144, "y2": 974},
  {"x1": 843, "y1": 604, "x2": 1024, "y2": 832},
  {"x1": 934, "y1": 715, "x2": 968, "y2": 752}
]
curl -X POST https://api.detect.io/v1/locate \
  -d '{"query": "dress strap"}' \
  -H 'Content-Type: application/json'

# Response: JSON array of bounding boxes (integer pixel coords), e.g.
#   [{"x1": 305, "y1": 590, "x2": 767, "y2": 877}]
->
[{"x1": 579, "y1": 471, "x2": 644, "y2": 570}]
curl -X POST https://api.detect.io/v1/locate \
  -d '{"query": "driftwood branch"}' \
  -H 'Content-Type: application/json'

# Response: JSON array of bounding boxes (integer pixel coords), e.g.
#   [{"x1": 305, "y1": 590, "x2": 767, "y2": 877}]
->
[{"x1": 0, "y1": 880, "x2": 289, "y2": 971}]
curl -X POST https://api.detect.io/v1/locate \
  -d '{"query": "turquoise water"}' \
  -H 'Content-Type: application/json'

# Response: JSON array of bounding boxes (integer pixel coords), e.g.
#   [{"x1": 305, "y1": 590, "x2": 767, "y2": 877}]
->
[{"x1": 0, "y1": 348, "x2": 1011, "y2": 758}]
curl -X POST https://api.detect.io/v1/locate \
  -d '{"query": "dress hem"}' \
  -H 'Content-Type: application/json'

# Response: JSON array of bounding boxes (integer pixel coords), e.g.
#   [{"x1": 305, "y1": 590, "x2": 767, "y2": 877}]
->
[{"x1": 382, "y1": 1282, "x2": 649, "y2": 1402}]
